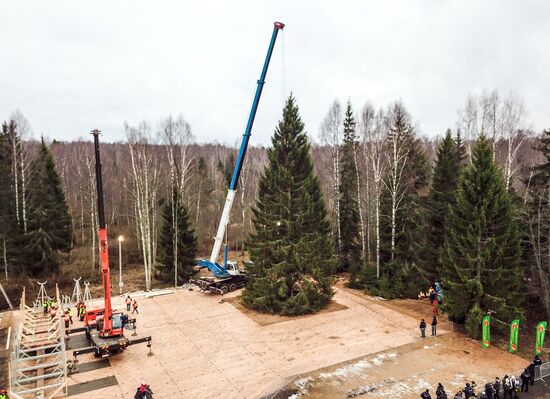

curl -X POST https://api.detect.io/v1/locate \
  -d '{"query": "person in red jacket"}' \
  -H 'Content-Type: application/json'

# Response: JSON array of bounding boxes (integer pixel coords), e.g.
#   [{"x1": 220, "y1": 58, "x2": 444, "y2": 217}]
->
[{"x1": 132, "y1": 299, "x2": 139, "y2": 314}]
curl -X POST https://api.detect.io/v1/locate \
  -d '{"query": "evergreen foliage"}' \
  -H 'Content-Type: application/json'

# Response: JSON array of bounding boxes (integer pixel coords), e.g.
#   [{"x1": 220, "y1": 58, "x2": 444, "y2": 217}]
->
[
  {"x1": 24, "y1": 139, "x2": 73, "y2": 275},
  {"x1": 524, "y1": 129, "x2": 550, "y2": 318},
  {"x1": 339, "y1": 102, "x2": 362, "y2": 282},
  {"x1": 0, "y1": 122, "x2": 22, "y2": 274},
  {"x1": 442, "y1": 135, "x2": 523, "y2": 337},
  {"x1": 425, "y1": 129, "x2": 461, "y2": 276},
  {"x1": 241, "y1": 95, "x2": 335, "y2": 316},
  {"x1": 157, "y1": 189, "x2": 197, "y2": 284}
]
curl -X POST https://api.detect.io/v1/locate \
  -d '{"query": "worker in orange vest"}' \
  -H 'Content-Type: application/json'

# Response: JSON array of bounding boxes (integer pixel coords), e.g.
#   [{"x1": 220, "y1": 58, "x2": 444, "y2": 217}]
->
[
  {"x1": 132, "y1": 299, "x2": 139, "y2": 314},
  {"x1": 50, "y1": 305, "x2": 58, "y2": 319},
  {"x1": 125, "y1": 295, "x2": 132, "y2": 311},
  {"x1": 63, "y1": 311, "x2": 70, "y2": 328}
]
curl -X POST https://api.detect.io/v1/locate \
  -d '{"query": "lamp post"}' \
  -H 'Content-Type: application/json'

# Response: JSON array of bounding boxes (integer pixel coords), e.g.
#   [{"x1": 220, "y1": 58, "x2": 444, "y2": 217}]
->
[{"x1": 118, "y1": 235, "x2": 124, "y2": 295}]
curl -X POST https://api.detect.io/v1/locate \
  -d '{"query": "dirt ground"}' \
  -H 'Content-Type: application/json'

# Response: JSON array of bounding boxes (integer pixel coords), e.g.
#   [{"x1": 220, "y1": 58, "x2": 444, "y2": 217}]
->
[
  {"x1": 6, "y1": 280, "x2": 534, "y2": 398},
  {"x1": 65, "y1": 286, "x2": 428, "y2": 398},
  {"x1": 61, "y1": 284, "x2": 530, "y2": 399}
]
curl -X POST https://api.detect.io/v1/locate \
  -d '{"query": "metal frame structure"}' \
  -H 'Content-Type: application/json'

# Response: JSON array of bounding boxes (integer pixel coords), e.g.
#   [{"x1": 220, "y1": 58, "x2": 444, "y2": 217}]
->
[
  {"x1": 70, "y1": 277, "x2": 82, "y2": 303},
  {"x1": 83, "y1": 281, "x2": 92, "y2": 303},
  {"x1": 10, "y1": 286, "x2": 67, "y2": 398},
  {"x1": 33, "y1": 281, "x2": 48, "y2": 308}
]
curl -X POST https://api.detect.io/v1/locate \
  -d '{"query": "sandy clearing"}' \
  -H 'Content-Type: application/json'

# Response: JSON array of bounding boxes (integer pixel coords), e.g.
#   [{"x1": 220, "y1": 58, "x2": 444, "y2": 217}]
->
[{"x1": 67, "y1": 287, "x2": 426, "y2": 398}]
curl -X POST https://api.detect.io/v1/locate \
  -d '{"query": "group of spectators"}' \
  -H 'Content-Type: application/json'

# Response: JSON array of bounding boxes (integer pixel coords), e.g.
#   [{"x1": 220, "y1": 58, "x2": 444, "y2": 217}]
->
[{"x1": 419, "y1": 355, "x2": 544, "y2": 399}]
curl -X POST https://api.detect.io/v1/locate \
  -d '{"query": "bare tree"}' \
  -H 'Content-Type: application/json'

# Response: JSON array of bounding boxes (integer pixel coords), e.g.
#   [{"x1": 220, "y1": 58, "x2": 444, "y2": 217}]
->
[
  {"x1": 126, "y1": 121, "x2": 161, "y2": 290},
  {"x1": 361, "y1": 105, "x2": 386, "y2": 279},
  {"x1": 319, "y1": 100, "x2": 343, "y2": 252},
  {"x1": 160, "y1": 114, "x2": 194, "y2": 286}
]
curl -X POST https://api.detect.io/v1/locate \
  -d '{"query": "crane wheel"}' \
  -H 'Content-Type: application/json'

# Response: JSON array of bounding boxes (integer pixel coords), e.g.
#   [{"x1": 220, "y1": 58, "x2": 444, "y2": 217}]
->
[
  {"x1": 229, "y1": 284, "x2": 237, "y2": 292},
  {"x1": 221, "y1": 285, "x2": 229, "y2": 294}
]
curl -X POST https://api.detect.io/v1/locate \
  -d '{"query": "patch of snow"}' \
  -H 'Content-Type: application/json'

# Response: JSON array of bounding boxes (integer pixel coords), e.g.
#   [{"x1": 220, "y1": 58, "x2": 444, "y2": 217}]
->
[
  {"x1": 319, "y1": 359, "x2": 372, "y2": 379},
  {"x1": 424, "y1": 345, "x2": 432, "y2": 349},
  {"x1": 294, "y1": 377, "x2": 312, "y2": 391}
]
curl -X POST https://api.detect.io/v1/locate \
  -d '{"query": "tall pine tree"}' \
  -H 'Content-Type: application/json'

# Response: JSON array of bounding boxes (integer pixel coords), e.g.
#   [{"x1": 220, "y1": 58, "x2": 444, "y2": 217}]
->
[
  {"x1": 241, "y1": 95, "x2": 335, "y2": 316},
  {"x1": 157, "y1": 189, "x2": 197, "y2": 285},
  {"x1": 443, "y1": 135, "x2": 523, "y2": 338},
  {"x1": 425, "y1": 129, "x2": 461, "y2": 276},
  {"x1": 23, "y1": 139, "x2": 73, "y2": 275},
  {"x1": 338, "y1": 102, "x2": 362, "y2": 283}
]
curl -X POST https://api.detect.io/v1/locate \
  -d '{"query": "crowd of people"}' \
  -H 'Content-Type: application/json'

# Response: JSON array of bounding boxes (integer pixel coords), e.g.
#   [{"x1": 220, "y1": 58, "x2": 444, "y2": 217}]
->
[{"x1": 419, "y1": 355, "x2": 544, "y2": 399}]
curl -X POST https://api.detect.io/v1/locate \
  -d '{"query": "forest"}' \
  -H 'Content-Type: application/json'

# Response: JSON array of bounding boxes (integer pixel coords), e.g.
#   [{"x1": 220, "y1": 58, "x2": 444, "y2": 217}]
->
[{"x1": 1, "y1": 90, "x2": 549, "y2": 337}]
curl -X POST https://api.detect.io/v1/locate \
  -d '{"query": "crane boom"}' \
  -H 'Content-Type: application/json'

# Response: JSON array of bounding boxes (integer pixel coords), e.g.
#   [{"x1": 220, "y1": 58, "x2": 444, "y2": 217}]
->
[
  {"x1": 92, "y1": 129, "x2": 114, "y2": 337},
  {"x1": 199, "y1": 21, "x2": 285, "y2": 277}
]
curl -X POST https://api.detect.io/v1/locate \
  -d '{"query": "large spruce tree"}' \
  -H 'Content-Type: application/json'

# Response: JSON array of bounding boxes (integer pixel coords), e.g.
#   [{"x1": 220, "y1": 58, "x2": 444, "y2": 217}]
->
[
  {"x1": 24, "y1": 139, "x2": 73, "y2": 275},
  {"x1": 443, "y1": 135, "x2": 523, "y2": 338},
  {"x1": 525, "y1": 129, "x2": 550, "y2": 320},
  {"x1": 425, "y1": 129, "x2": 461, "y2": 276},
  {"x1": 157, "y1": 189, "x2": 197, "y2": 285},
  {"x1": 241, "y1": 95, "x2": 335, "y2": 316},
  {"x1": 0, "y1": 122, "x2": 21, "y2": 276},
  {"x1": 339, "y1": 102, "x2": 361, "y2": 282}
]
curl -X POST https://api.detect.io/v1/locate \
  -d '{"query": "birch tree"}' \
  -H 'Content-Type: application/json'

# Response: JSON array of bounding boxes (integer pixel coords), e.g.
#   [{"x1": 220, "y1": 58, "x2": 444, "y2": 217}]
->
[
  {"x1": 126, "y1": 121, "x2": 161, "y2": 290},
  {"x1": 361, "y1": 104, "x2": 385, "y2": 279},
  {"x1": 319, "y1": 100, "x2": 342, "y2": 252},
  {"x1": 160, "y1": 114, "x2": 194, "y2": 286}
]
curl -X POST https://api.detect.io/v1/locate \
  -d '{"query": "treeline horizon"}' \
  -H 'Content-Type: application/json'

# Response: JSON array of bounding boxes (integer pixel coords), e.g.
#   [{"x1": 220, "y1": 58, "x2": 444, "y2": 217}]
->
[{"x1": 1, "y1": 89, "x2": 549, "y2": 328}]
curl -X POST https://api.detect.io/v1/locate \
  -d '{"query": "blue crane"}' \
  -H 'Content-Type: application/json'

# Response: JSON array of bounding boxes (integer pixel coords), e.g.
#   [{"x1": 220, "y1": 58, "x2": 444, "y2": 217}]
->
[{"x1": 198, "y1": 21, "x2": 285, "y2": 278}]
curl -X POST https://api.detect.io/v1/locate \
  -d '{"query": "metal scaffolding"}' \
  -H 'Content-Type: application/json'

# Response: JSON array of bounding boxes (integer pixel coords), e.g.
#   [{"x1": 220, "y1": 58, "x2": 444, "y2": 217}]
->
[
  {"x1": 70, "y1": 278, "x2": 82, "y2": 303},
  {"x1": 9, "y1": 285, "x2": 68, "y2": 399}
]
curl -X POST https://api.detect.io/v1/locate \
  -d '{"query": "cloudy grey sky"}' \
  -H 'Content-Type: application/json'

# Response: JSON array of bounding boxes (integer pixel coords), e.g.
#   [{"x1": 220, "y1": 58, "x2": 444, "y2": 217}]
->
[{"x1": 1, "y1": 1, "x2": 549, "y2": 145}]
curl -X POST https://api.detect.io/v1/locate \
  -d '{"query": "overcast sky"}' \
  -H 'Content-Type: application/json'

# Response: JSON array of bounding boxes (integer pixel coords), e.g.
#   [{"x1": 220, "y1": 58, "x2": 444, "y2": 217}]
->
[{"x1": 1, "y1": 1, "x2": 549, "y2": 145}]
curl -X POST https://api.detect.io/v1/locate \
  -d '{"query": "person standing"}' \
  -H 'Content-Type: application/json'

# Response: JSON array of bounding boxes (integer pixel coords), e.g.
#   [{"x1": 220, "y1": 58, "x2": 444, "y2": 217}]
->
[
  {"x1": 134, "y1": 383, "x2": 153, "y2": 399},
  {"x1": 126, "y1": 295, "x2": 132, "y2": 311},
  {"x1": 79, "y1": 305, "x2": 86, "y2": 321},
  {"x1": 463, "y1": 382, "x2": 474, "y2": 398},
  {"x1": 431, "y1": 316, "x2": 438, "y2": 336},
  {"x1": 520, "y1": 368, "x2": 530, "y2": 392},
  {"x1": 502, "y1": 375, "x2": 511, "y2": 399},
  {"x1": 484, "y1": 382, "x2": 494, "y2": 398},
  {"x1": 436, "y1": 383, "x2": 447, "y2": 399},
  {"x1": 493, "y1": 377, "x2": 501, "y2": 399},
  {"x1": 132, "y1": 299, "x2": 139, "y2": 314},
  {"x1": 420, "y1": 319, "x2": 427, "y2": 338},
  {"x1": 510, "y1": 375, "x2": 519, "y2": 399}
]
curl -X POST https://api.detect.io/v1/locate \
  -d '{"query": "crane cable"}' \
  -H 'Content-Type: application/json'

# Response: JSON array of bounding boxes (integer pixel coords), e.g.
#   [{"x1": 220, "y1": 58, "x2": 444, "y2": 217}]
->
[{"x1": 281, "y1": 29, "x2": 286, "y2": 103}]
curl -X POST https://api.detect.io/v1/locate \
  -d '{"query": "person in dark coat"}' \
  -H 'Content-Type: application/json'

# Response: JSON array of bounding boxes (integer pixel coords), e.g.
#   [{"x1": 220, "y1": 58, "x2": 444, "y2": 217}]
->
[
  {"x1": 463, "y1": 383, "x2": 475, "y2": 398},
  {"x1": 528, "y1": 361, "x2": 535, "y2": 386},
  {"x1": 484, "y1": 382, "x2": 494, "y2": 398},
  {"x1": 493, "y1": 377, "x2": 501, "y2": 399},
  {"x1": 431, "y1": 316, "x2": 438, "y2": 336},
  {"x1": 134, "y1": 383, "x2": 153, "y2": 399},
  {"x1": 421, "y1": 389, "x2": 432, "y2": 399},
  {"x1": 502, "y1": 375, "x2": 511, "y2": 399},
  {"x1": 453, "y1": 391, "x2": 463, "y2": 399},
  {"x1": 436, "y1": 383, "x2": 447, "y2": 399},
  {"x1": 420, "y1": 319, "x2": 427, "y2": 338},
  {"x1": 520, "y1": 368, "x2": 530, "y2": 392}
]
